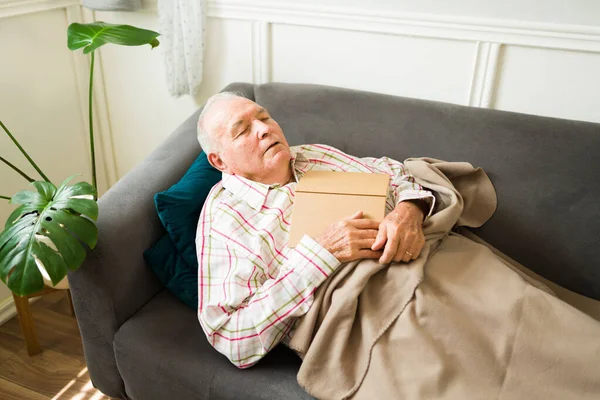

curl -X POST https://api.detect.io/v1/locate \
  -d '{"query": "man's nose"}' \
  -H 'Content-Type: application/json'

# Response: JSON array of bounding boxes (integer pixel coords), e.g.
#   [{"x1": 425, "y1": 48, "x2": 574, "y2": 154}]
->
[{"x1": 254, "y1": 120, "x2": 269, "y2": 139}]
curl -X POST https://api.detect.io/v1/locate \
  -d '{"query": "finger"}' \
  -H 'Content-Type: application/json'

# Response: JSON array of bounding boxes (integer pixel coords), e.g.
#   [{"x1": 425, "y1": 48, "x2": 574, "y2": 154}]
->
[
  {"x1": 355, "y1": 238, "x2": 379, "y2": 249},
  {"x1": 344, "y1": 210, "x2": 363, "y2": 220},
  {"x1": 371, "y1": 224, "x2": 387, "y2": 251},
  {"x1": 379, "y1": 232, "x2": 400, "y2": 264},
  {"x1": 393, "y1": 241, "x2": 407, "y2": 262},
  {"x1": 401, "y1": 248, "x2": 412, "y2": 263},
  {"x1": 410, "y1": 238, "x2": 425, "y2": 260},
  {"x1": 355, "y1": 229, "x2": 379, "y2": 239},
  {"x1": 395, "y1": 236, "x2": 416, "y2": 263},
  {"x1": 394, "y1": 247, "x2": 411, "y2": 263},
  {"x1": 356, "y1": 249, "x2": 384, "y2": 260},
  {"x1": 350, "y1": 218, "x2": 381, "y2": 230}
]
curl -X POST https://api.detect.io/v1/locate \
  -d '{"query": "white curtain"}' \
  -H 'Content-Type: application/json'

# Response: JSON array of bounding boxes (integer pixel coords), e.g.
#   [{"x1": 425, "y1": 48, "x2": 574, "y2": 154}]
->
[{"x1": 158, "y1": 0, "x2": 206, "y2": 97}]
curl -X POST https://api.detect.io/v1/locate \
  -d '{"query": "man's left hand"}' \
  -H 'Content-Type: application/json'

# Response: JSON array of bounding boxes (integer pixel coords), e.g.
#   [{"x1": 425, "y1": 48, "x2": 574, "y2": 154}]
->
[{"x1": 371, "y1": 201, "x2": 426, "y2": 264}]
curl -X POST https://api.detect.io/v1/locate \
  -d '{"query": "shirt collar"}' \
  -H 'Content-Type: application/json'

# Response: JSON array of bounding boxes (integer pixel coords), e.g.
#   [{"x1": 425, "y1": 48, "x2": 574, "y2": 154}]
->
[
  {"x1": 290, "y1": 146, "x2": 309, "y2": 181},
  {"x1": 221, "y1": 146, "x2": 309, "y2": 210},
  {"x1": 222, "y1": 173, "x2": 271, "y2": 211}
]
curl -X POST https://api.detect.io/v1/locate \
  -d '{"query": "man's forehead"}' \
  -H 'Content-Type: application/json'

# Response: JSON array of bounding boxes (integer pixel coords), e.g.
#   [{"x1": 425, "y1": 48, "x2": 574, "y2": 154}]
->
[{"x1": 209, "y1": 98, "x2": 264, "y2": 132}]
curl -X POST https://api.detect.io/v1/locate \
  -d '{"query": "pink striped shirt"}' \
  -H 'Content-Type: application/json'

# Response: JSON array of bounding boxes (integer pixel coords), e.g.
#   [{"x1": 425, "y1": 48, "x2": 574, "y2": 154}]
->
[{"x1": 196, "y1": 144, "x2": 434, "y2": 368}]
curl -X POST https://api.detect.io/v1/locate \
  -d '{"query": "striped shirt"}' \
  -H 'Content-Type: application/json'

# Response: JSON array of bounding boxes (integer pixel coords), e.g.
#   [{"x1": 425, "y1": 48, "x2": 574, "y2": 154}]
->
[{"x1": 196, "y1": 144, "x2": 434, "y2": 368}]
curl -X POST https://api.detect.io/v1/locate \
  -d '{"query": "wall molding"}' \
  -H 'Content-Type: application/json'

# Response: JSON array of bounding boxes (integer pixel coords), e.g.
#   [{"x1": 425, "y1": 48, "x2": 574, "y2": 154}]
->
[
  {"x1": 138, "y1": 1, "x2": 600, "y2": 53},
  {"x1": 0, "y1": 295, "x2": 39, "y2": 327},
  {"x1": 144, "y1": 0, "x2": 599, "y2": 111},
  {"x1": 0, "y1": 0, "x2": 78, "y2": 18},
  {"x1": 204, "y1": 1, "x2": 600, "y2": 53},
  {"x1": 251, "y1": 21, "x2": 271, "y2": 84},
  {"x1": 479, "y1": 43, "x2": 502, "y2": 108},
  {"x1": 469, "y1": 42, "x2": 502, "y2": 107},
  {"x1": 0, "y1": 296, "x2": 17, "y2": 326}
]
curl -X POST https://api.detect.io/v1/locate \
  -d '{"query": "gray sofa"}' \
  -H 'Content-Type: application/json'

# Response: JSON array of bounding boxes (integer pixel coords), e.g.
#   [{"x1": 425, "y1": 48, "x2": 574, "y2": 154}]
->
[{"x1": 68, "y1": 82, "x2": 600, "y2": 400}]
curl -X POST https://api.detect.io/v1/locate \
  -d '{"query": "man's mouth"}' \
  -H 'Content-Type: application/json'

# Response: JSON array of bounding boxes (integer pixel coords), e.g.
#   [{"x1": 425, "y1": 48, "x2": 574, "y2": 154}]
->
[{"x1": 265, "y1": 142, "x2": 280, "y2": 153}]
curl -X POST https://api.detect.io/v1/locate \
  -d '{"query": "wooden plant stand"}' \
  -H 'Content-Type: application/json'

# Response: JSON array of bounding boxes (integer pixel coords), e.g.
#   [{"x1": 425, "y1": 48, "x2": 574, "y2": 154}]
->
[{"x1": 12, "y1": 286, "x2": 75, "y2": 356}]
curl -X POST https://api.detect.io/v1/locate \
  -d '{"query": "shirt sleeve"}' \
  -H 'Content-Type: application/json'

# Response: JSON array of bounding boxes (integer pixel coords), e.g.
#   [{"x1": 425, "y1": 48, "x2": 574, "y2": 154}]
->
[
  {"x1": 361, "y1": 155, "x2": 436, "y2": 218},
  {"x1": 196, "y1": 207, "x2": 340, "y2": 368}
]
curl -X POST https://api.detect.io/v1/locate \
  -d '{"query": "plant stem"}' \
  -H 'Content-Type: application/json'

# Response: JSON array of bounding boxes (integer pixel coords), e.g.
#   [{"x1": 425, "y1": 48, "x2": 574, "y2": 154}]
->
[
  {"x1": 0, "y1": 120, "x2": 50, "y2": 182},
  {"x1": 0, "y1": 156, "x2": 35, "y2": 182},
  {"x1": 88, "y1": 51, "x2": 98, "y2": 199},
  {"x1": 0, "y1": 195, "x2": 11, "y2": 201}
]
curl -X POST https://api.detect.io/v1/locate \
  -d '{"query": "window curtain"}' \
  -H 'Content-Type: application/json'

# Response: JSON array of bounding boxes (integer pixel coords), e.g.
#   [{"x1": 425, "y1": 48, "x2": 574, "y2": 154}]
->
[{"x1": 158, "y1": 0, "x2": 206, "y2": 97}]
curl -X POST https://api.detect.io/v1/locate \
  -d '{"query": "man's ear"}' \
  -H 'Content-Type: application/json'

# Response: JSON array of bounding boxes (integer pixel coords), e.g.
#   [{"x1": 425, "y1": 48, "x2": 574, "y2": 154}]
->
[{"x1": 207, "y1": 152, "x2": 228, "y2": 173}]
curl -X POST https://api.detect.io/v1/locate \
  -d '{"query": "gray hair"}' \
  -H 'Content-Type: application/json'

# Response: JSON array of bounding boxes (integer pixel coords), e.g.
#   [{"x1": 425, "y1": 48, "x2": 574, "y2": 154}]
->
[{"x1": 197, "y1": 91, "x2": 247, "y2": 154}]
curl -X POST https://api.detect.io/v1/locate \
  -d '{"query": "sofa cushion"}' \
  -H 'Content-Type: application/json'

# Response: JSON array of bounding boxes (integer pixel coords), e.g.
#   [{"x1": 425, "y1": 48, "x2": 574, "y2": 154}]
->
[
  {"x1": 143, "y1": 234, "x2": 198, "y2": 308},
  {"x1": 144, "y1": 151, "x2": 221, "y2": 308},
  {"x1": 154, "y1": 151, "x2": 222, "y2": 268},
  {"x1": 114, "y1": 290, "x2": 312, "y2": 400}
]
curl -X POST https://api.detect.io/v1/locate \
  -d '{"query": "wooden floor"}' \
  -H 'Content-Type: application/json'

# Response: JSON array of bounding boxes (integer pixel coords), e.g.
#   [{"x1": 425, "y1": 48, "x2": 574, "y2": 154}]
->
[{"x1": 0, "y1": 291, "x2": 113, "y2": 400}]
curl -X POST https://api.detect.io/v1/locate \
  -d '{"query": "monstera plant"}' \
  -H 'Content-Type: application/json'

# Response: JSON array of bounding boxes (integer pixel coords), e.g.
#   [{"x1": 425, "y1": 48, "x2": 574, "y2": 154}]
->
[{"x1": 0, "y1": 22, "x2": 160, "y2": 296}]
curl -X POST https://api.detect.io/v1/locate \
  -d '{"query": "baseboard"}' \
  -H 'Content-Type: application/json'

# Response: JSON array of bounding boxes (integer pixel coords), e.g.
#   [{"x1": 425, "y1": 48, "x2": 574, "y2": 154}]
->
[
  {"x1": 0, "y1": 296, "x2": 17, "y2": 327},
  {"x1": 0, "y1": 295, "x2": 40, "y2": 327}
]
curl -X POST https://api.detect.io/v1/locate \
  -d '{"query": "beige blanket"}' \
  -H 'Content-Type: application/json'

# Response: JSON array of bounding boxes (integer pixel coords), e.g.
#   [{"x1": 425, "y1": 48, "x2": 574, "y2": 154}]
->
[{"x1": 288, "y1": 158, "x2": 600, "y2": 400}]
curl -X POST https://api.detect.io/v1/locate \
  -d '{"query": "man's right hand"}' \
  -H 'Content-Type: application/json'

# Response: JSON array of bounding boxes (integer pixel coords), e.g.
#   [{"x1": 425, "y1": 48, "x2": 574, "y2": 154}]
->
[{"x1": 314, "y1": 211, "x2": 383, "y2": 263}]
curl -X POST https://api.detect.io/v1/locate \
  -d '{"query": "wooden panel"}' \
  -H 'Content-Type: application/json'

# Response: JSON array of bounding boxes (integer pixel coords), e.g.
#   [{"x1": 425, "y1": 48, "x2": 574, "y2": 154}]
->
[
  {"x1": 0, "y1": 291, "x2": 110, "y2": 399},
  {"x1": 0, "y1": 348, "x2": 85, "y2": 397},
  {"x1": 0, "y1": 378, "x2": 48, "y2": 400},
  {"x1": 0, "y1": 331, "x2": 23, "y2": 364},
  {"x1": 271, "y1": 24, "x2": 477, "y2": 105},
  {"x1": 493, "y1": 46, "x2": 600, "y2": 123},
  {"x1": 0, "y1": 307, "x2": 83, "y2": 357}
]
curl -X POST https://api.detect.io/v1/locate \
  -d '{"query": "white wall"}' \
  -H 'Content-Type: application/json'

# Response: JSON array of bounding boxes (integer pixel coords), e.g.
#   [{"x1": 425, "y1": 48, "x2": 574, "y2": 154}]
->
[
  {"x1": 96, "y1": 0, "x2": 600, "y2": 180},
  {"x1": 90, "y1": 0, "x2": 600, "y2": 176},
  {"x1": 95, "y1": 0, "x2": 600, "y2": 176},
  {"x1": 0, "y1": 1, "x2": 108, "y2": 320},
  {"x1": 93, "y1": 10, "x2": 253, "y2": 175},
  {"x1": 0, "y1": 0, "x2": 599, "y2": 323}
]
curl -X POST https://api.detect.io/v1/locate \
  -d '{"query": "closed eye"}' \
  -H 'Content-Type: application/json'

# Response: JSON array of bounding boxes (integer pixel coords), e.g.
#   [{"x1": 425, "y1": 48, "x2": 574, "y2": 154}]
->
[{"x1": 235, "y1": 127, "x2": 248, "y2": 138}]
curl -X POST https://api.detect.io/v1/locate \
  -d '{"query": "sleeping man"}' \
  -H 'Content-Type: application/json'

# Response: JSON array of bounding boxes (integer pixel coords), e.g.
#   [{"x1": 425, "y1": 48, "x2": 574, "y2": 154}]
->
[
  {"x1": 195, "y1": 92, "x2": 600, "y2": 400},
  {"x1": 194, "y1": 92, "x2": 434, "y2": 368}
]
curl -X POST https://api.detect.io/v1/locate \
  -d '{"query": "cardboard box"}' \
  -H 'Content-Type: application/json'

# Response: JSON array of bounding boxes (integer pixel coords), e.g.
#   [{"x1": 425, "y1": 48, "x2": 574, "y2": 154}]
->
[{"x1": 288, "y1": 171, "x2": 390, "y2": 247}]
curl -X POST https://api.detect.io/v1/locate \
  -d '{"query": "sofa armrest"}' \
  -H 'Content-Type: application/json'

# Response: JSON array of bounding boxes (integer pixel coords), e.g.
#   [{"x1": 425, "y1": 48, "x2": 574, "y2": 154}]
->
[{"x1": 68, "y1": 109, "x2": 202, "y2": 398}]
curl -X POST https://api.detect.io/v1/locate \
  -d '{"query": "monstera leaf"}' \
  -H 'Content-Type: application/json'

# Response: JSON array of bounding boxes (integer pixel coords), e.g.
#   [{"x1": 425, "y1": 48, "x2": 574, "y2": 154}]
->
[
  {"x1": 0, "y1": 21, "x2": 158, "y2": 297},
  {"x1": 67, "y1": 22, "x2": 160, "y2": 54},
  {"x1": 0, "y1": 177, "x2": 98, "y2": 296}
]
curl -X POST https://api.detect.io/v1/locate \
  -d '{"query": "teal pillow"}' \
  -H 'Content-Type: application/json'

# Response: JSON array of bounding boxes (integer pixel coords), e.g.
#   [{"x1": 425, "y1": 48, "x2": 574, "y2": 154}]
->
[
  {"x1": 154, "y1": 151, "x2": 222, "y2": 268},
  {"x1": 144, "y1": 151, "x2": 221, "y2": 308},
  {"x1": 143, "y1": 234, "x2": 198, "y2": 308}
]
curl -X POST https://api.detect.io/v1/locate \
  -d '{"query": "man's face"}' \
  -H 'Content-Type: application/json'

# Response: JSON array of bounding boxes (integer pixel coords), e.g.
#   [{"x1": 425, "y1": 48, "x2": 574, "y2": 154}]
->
[{"x1": 205, "y1": 96, "x2": 292, "y2": 184}]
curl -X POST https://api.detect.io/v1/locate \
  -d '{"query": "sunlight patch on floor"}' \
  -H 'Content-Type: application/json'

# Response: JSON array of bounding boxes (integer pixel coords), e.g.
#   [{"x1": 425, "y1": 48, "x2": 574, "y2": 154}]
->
[{"x1": 51, "y1": 367, "x2": 94, "y2": 400}]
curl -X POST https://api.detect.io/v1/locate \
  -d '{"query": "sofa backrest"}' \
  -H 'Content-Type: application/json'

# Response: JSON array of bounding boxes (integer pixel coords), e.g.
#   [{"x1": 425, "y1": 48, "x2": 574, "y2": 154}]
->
[{"x1": 225, "y1": 82, "x2": 600, "y2": 300}]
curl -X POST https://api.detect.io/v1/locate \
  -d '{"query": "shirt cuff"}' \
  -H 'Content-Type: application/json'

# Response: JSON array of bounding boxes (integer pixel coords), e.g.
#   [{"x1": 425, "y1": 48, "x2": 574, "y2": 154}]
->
[
  {"x1": 289, "y1": 234, "x2": 341, "y2": 286},
  {"x1": 396, "y1": 190, "x2": 436, "y2": 219}
]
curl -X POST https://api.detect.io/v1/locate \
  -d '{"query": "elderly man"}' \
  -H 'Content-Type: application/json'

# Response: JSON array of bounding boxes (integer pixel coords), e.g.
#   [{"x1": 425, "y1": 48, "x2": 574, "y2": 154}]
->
[{"x1": 195, "y1": 92, "x2": 434, "y2": 368}]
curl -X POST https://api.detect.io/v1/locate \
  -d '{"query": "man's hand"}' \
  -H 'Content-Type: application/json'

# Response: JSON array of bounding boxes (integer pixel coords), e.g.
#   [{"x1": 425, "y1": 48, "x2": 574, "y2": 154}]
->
[
  {"x1": 314, "y1": 211, "x2": 383, "y2": 263},
  {"x1": 371, "y1": 201, "x2": 426, "y2": 264}
]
